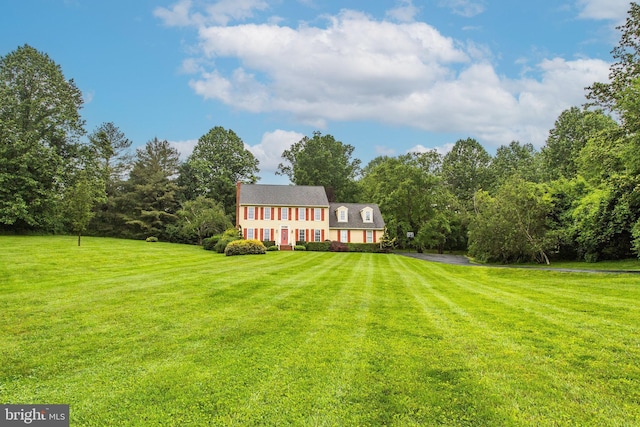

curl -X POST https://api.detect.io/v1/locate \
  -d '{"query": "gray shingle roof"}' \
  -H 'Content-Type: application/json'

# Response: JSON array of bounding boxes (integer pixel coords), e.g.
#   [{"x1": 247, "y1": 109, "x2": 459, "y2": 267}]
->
[
  {"x1": 329, "y1": 203, "x2": 385, "y2": 229},
  {"x1": 239, "y1": 184, "x2": 329, "y2": 207}
]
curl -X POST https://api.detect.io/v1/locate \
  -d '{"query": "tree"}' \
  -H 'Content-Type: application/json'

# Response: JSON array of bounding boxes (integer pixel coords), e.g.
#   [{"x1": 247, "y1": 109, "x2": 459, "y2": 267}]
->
[
  {"x1": 588, "y1": 3, "x2": 640, "y2": 113},
  {"x1": 122, "y1": 138, "x2": 181, "y2": 239},
  {"x1": 175, "y1": 196, "x2": 232, "y2": 245},
  {"x1": 468, "y1": 177, "x2": 554, "y2": 264},
  {"x1": 277, "y1": 131, "x2": 361, "y2": 202},
  {"x1": 542, "y1": 107, "x2": 618, "y2": 180},
  {"x1": 441, "y1": 138, "x2": 492, "y2": 205},
  {"x1": 0, "y1": 44, "x2": 85, "y2": 230},
  {"x1": 63, "y1": 170, "x2": 106, "y2": 246},
  {"x1": 491, "y1": 141, "x2": 541, "y2": 187},
  {"x1": 359, "y1": 152, "x2": 459, "y2": 251},
  {"x1": 86, "y1": 122, "x2": 133, "y2": 236},
  {"x1": 179, "y1": 126, "x2": 259, "y2": 214}
]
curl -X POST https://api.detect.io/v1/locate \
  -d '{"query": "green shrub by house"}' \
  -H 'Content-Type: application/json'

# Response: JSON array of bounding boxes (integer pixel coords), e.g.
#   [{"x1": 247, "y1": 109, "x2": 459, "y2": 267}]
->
[
  {"x1": 202, "y1": 236, "x2": 218, "y2": 251},
  {"x1": 305, "y1": 241, "x2": 331, "y2": 252},
  {"x1": 224, "y1": 239, "x2": 267, "y2": 256},
  {"x1": 214, "y1": 228, "x2": 242, "y2": 253}
]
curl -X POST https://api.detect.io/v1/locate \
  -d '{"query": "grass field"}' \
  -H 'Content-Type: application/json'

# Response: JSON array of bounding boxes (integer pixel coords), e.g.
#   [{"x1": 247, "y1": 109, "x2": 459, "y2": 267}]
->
[{"x1": 1, "y1": 236, "x2": 639, "y2": 426}]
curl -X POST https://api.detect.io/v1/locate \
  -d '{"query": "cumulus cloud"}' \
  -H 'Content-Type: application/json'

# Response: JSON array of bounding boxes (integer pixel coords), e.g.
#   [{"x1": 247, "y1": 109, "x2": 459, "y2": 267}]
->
[
  {"x1": 158, "y1": 3, "x2": 611, "y2": 149},
  {"x1": 576, "y1": 0, "x2": 630, "y2": 21},
  {"x1": 247, "y1": 130, "x2": 305, "y2": 174}
]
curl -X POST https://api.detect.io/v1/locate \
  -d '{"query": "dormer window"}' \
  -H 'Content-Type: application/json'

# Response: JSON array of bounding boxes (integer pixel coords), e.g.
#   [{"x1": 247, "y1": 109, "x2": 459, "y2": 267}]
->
[
  {"x1": 336, "y1": 206, "x2": 348, "y2": 222},
  {"x1": 361, "y1": 207, "x2": 374, "y2": 223}
]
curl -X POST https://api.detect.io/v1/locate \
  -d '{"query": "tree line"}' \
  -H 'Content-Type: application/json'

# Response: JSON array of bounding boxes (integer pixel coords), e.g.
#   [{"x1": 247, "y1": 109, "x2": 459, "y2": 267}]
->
[{"x1": 2, "y1": 3, "x2": 640, "y2": 261}]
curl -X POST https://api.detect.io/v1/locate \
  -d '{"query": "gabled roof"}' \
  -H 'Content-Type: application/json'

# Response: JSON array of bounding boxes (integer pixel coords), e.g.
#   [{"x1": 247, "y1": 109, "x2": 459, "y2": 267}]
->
[
  {"x1": 329, "y1": 203, "x2": 385, "y2": 229},
  {"x1": 239, "y1": 184, "x2": 329, "y2": 207}
]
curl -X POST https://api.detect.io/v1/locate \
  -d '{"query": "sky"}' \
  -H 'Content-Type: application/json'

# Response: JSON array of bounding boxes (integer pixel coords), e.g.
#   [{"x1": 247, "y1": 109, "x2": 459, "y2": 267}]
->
[{"x1": 0, "y1": 0, "x2": 631, "y2": 183}]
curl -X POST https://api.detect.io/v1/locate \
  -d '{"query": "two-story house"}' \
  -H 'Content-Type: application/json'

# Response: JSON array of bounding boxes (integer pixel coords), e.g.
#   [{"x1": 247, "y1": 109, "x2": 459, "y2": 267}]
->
[{"x1": 236, "y1": 183, "x2": 385, "y2": 249}]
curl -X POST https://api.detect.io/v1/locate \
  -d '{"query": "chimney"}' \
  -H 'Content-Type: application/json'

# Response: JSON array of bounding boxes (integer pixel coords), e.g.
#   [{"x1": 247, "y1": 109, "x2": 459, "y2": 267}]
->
[{"x1": 235, "y1": 182, "x2": 242, "y2": 227}]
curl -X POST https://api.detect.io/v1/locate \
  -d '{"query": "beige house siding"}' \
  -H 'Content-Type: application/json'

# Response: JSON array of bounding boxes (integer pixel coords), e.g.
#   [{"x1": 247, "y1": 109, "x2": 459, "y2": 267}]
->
[
  {"x1": 329, "y1": 229, "x2": 380, "y2": 244},
  {"x1": 236, "y1": 183, "x2": 385, "y2": 248},
  {"x1": 239, "y1": 205, "x2": 330, "y2": 246}
]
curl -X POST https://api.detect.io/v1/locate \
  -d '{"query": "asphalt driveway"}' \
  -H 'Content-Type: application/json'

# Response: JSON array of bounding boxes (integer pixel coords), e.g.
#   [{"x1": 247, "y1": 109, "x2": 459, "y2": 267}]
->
[{"x1": 395, "y1": 252, "x2": 640, "y2": 274}]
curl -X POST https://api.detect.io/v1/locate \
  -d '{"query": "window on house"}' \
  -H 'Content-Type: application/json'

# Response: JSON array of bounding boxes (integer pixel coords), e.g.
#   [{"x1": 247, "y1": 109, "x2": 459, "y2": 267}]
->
[
  {"x1": 264, "y1": 228, "x2": 270, "y2": 241},
  {"x1": 281, "y1": 208, "x2": 288, "y2": 220},
  {"x1": 366, "y1": 230, "x2": 373, "y2": 243},
  {"x1": 248, "y1": 206, "x2": 255, "y2": 220},
  {"x1": 298, "y1": 208, "x2": 305, "y2": 221},
  {"x1": 365, "y1": 210, "x2": 372, "y2": 222},
  {"x1": 298, "y1": 229, "x2": 305, "y2": 242},
  {"x1": 340, "y1": 230, "x2": 348, "y2": 242},
  {"x1": 338, "y1": 208, "x2": 347, "y2": 222},
  {"x1": 247, "y1": 228, "x2": 255, "y2": 239},
  {"x1": 314, "y1": 229, "x2": 321, "y2": 242},
  {"x1": 264, "y1": 207, "x2": 271, "y2": 220},
  {"x1": 315, "y1": 208, "x2": 322, "y2": 221}
]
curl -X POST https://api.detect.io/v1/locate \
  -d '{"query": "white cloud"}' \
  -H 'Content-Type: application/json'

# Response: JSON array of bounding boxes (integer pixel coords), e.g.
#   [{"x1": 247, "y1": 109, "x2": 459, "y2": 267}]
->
[
  {"x1": 386, "y1": 0, "x2": 420, "y2": 23},
  {"x1": 439, "y1": 0, "x2": 486, "y2": 18},
  {"x1": 154, "y1": 0, "x2": 269, "y2": 27},
  {"x1": 154, "y1": 0, "x2": 196, "y2": 27},
  {"x1": 165, "y1": 7, "x2": 611, "y2": 149},
  {"x1": 375, "y1": 145, "x2": 397, "y2": 156},
  {"x1": 576, "y1": 0, "x2": 630, "y2": 21},
  {"x1": 409, "y1": 143, "x2": 454, "y2": 155},
  {"x1": 169, "y1": 139, "x2": 198, "y2": 160},
  {"x1": 247, "y1": 130, "x2": 305, "y2": 174}
]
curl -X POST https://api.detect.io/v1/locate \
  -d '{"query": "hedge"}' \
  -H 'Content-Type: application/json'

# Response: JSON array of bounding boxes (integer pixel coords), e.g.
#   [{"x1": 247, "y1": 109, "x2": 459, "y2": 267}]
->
[
  {"x1": 303, "y1": 241, "x2": 384, "y2": 253},
  {"x1": 224, "y1": 239, "x2": 267, "y2": 256}
]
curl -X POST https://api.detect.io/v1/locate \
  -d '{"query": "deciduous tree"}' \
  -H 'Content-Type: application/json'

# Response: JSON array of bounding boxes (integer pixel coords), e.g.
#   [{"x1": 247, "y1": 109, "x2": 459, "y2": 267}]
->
[
  {"x1": 277, "y1": 131, "x2": 361, "y2": 202},
  {"x1": 179, "y1": 127, "x2": 259, "y2": 214},
  {"x1": 0, "y1": 44, "x2": 85, "y2": 230}
]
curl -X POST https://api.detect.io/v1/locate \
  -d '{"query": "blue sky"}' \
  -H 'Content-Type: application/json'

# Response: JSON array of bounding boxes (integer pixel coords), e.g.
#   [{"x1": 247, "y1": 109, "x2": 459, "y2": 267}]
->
[{"x1": 1, "y1": 0, "x2": 630, "y2": 183}]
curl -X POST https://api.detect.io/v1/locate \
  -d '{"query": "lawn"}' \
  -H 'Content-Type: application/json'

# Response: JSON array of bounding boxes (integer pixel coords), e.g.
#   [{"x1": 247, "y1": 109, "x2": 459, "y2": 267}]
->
[{"x1": 1, "y1": 236, "x2": 639, "y2": 426}]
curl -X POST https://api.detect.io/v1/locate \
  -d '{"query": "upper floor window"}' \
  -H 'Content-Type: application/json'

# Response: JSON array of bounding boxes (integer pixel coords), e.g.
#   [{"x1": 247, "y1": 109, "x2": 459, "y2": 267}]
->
[
  {"x1": 361, "y1": 207, "x2": 373, "y2": 223},
  {"x1": 264, "y1": 207, "x2": 271, "y2": 220},
  {"x1": 337, "y1": 206, "x2": 348, "y2": 222},
  {"x1": 247, "y1": 206, "x2": 255, "y2": 220},
  {"x1": 281, "y1": 208, "x2": 288, "y2": 220},
  {"x1": 315, "y1": 208, "x2": 322, "y2": 221},
  {"x1": 298, "y1": 208, "x2": 306, "y2": 221}
]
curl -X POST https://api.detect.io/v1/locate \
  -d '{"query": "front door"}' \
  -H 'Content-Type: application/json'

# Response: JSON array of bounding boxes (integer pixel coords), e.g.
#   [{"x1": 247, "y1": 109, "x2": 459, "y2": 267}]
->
[{"x1": 281, "y1": 227, "x2": 288, "y2": 245}]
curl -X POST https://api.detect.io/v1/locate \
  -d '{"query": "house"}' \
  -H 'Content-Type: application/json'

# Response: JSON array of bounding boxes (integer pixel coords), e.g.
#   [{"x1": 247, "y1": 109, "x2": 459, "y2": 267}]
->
[{"x1": 236, "y1": 183, "x2": 385, "y2": 249}]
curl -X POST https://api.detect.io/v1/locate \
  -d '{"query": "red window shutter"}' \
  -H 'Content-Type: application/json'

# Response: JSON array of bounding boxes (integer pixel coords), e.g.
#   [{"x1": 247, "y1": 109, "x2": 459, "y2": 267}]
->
[
  {"x1": 272, "y1": 208, "x2": 275, "y2": 219},
  {"x1": 260, "y1": 207, "x2": 264, "y2": 220},
  {"x1": 271, "y1": 228, "x2": 275, "y2": 240},
  {"x1": 243, "y1": 228, "x2": 247, "y2": 239},
  {"x1": 278, "y1": 208, "x2": 281, "y2": 220},
  {"x1": 307, "y1": 208, "x2": 310, "y2": 221},
  {"x1": 260, "y1": 229, "x2": 264, "y2": 241},
  {"x1": 321, "y1": 230, "x2": 325, "y2": 241},
  {"x1": 296, "y1": 209, "x2": 299, "y2": 221},
  {"x1": 363, "y1": 230, "x2": 367, "y2": 242},
  {"x1": 289, "y1": 208, "x2": 292, "y2": 220},
  {"x1": 306, "y1": 229, "x2": 309, "y2": 241},
  {"x1": 244, "y1": 207, "x2": 248, "y2": 220},
  {"x1": 348, "y1": 230, "x2": 351, "y2": 243},
  {"x1": 373, "y1": 230, "x2": 377, "y2": 242},
  {"x1": 321, "y1": 209, "x2": 325, "y2": 221}
]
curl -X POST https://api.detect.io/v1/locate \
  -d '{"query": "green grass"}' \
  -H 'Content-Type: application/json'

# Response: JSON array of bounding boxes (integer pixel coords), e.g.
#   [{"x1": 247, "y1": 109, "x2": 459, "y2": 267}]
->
[{"x1": 1, "y1": 236, "x2": 639, "y2": 426}]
